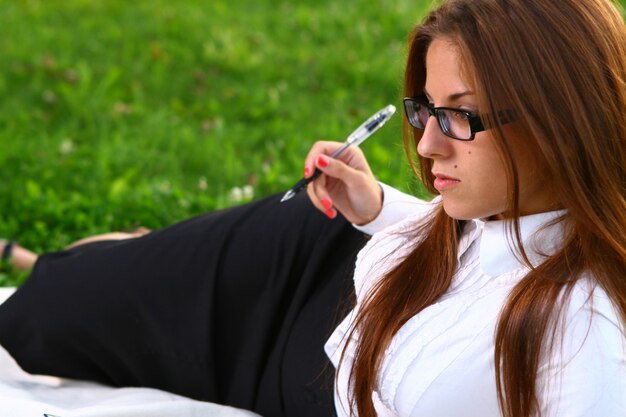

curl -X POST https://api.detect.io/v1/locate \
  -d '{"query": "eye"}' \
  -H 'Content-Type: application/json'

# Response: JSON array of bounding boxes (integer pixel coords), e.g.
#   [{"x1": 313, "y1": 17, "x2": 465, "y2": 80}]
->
[{"x1": 451, "y1": 110, "x2": 470, "y2": 121}]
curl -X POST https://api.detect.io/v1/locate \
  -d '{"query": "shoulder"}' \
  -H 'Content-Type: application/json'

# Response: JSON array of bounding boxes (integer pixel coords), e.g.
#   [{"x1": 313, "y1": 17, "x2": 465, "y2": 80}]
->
[
  {"x1": 538, "y1": 277, "x2": 626, "y2": 416},
  {"x1": 549, "y1": 277, "x2": 625, "y2": 364},
  {"x1": 559, "y1": 277, "x2": 624, "y2": 341}
]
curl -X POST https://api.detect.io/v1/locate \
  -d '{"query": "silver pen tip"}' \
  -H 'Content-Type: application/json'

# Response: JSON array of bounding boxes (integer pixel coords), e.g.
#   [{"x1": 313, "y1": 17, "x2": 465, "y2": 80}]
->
[{"x1": 280, "y1": 189, "x2": 296, "y2": 203}]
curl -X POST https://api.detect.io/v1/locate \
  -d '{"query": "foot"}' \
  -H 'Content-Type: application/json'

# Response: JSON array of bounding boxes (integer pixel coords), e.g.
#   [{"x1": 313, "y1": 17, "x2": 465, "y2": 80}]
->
[{"x1": 0, "y1": 240, "x2": 38, "y2": 271}]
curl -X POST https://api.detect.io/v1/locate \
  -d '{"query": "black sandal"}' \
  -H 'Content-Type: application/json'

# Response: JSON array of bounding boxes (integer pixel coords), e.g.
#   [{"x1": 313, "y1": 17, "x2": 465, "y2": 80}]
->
[{"x1": 0, "y1": 240, "x2": 16, "y2": 271}]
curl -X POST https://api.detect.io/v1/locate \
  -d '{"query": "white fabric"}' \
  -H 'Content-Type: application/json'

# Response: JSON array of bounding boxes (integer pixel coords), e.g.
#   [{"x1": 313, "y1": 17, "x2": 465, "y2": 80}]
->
[
  {"x1": 0, "y1": 287, "x2": 15, "y2": 304},
  {"x1": 0, "y1": 288, "x2": 260, "y2": 417},
  {"x1": 0, "y1": 287, "x2": 15, "y2": 305},
  {"x1": 353, "y1": 183, "x2": 432, "y2": 236},
  {"x1": 326, "y1": 191, "x2": 626, "y2": 417}
]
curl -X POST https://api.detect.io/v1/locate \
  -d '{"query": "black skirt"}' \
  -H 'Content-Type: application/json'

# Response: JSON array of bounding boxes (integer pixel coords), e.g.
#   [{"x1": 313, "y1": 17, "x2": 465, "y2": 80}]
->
[{"x1": 0, "y1": 193, "x2": 368, "y2": 417}]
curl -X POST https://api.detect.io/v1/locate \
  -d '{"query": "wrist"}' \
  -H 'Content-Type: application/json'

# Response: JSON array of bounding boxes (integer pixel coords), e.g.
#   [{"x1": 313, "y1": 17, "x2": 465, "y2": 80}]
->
[{"x1": 353, "y1": 184, "x2": 384, "y2": 226}]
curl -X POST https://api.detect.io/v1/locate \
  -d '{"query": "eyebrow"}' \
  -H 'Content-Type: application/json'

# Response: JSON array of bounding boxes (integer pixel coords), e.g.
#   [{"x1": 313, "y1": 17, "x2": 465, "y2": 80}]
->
[{"x1": 422, "y1": 88, "x2": 475, "y2": 102}]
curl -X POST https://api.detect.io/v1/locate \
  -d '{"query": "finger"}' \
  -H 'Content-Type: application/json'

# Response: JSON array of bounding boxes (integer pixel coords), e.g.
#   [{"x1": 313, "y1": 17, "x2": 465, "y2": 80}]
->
[
  {"x1": 313, "y1": 152, "x2": 384, "y2": 224},
  {"x1": 308, "y1": 172, "x2": 337, "y2": 219},
  {"x1": 314, "y1": 153, "x2": 362, "y2": 188},
  {"x1": 306, "y1": 183, "x2": 323, "y2": 211},
  {"x1": 309, "y1": 170, "x2": 327, "y2": 208},
  {"x1": 303, "y1": 141, "x2": 346, "y2": 179}
]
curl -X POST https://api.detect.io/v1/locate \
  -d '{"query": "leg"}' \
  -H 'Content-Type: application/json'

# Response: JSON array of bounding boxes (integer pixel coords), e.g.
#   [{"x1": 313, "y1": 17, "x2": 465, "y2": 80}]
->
[
  {"x1": 0, "y1": 241, "x2": 38, "y2": 271},
  {"x1": 0, "y1": 229, "x2": 150, "y2": 272},
  {"x1": 0, "y1": 193, "x2": 367, "y2": 417}
]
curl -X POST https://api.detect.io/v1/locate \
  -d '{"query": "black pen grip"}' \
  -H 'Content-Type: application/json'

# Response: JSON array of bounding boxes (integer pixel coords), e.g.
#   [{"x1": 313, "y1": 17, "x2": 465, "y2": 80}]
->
[
  {"x1": 291, "y1": 168, "x2": 322, "y2": 192},
  {"x1": 290, "y1": 168, "x2": 323, "y2": 192}
]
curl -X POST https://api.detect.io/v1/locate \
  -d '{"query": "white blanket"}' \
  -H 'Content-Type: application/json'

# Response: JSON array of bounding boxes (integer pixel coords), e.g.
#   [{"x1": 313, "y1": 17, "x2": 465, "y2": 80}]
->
[{"x1": 0, "y1": 287, "x2": 260, "y2": 417}]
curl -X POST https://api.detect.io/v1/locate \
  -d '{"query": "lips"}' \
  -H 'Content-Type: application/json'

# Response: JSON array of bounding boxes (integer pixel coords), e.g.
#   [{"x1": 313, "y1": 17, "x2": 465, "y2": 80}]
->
[{"x1": 433, "y1": 172, "x2": 461, "y2": 191}]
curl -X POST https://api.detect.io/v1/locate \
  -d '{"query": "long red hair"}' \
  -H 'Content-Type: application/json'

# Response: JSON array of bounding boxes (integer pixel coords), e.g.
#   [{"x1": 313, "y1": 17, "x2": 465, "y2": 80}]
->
[{"x1": 341, "y1": 1, "x2": 626, "y2": 416}]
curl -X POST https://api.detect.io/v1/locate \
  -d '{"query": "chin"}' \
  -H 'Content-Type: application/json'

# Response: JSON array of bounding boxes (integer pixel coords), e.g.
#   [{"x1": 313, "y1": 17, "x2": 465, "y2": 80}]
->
[{"x1": 441, "y1": 200, "x2": 499, "y2": 221}]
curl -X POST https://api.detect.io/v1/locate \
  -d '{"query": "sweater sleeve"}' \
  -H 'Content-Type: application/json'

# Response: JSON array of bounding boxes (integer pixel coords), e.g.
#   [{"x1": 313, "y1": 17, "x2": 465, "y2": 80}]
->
[{"x1": 353, "y1": 183, "x2": 431, "y2": 236}]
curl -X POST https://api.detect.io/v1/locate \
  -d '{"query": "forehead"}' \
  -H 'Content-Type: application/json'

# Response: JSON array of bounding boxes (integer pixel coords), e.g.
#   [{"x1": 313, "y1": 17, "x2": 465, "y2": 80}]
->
[{"x1": 424, "y1": 38, "x2": 474, "y2": 98}]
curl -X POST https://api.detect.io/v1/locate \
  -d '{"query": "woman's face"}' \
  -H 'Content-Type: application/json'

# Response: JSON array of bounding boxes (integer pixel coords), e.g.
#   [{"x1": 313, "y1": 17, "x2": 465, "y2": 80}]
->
[{"x1": 417, "y1": 38, "x2": 555, "y2": 220}]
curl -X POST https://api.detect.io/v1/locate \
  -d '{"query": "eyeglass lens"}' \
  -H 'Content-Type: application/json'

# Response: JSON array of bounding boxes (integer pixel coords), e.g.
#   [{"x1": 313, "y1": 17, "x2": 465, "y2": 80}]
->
[{"x1": 405, "y1": 99, "x2": 472, "y2": 140}]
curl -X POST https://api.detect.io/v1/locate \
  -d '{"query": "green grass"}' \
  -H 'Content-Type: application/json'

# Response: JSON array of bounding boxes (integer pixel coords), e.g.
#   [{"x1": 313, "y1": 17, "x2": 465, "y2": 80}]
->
[
  {"x1": 0, "y1": 0, "x2": 432, "y2": 285},
  {"x1": 5, "y1": 0, "x2": 623, "y2": 286}
]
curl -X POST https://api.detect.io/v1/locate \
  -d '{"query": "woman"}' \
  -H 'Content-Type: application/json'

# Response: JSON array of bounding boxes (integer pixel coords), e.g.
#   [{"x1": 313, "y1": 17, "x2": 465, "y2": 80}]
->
[
  {"x1": 1, "y1": 1, "x2": 625, "y2": 417},
  {"x1": 304, "y1": 0, "x2": 626, "y2": 416}
]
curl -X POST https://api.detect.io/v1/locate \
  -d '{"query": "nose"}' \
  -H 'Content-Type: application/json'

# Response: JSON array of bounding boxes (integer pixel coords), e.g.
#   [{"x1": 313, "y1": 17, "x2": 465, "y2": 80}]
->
[{"x1": 416, "y1": 115, "x2": 451, "y2": 159}]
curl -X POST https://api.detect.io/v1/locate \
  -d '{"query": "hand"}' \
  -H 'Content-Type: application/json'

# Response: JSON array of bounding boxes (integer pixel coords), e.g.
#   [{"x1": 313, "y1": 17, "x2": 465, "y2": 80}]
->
[{"x1": 304, "y1": 141, "x2": 382, "y2": 225}]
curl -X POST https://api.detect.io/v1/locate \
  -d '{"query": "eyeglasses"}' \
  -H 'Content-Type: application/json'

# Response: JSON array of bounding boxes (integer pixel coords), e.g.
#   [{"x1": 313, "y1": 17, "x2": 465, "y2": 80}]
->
[{"x1": 403, "y1": 96, "x2": 486, "y2": 141}]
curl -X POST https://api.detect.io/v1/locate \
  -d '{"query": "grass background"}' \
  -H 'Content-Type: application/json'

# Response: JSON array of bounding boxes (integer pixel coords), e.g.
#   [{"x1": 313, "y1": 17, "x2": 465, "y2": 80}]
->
[
  {"x1": 3, "y1": 1, "x2": 624, "y2": 286},
  {"x1": 0, "y1": 0, "x2": 432, "y2": 285}
]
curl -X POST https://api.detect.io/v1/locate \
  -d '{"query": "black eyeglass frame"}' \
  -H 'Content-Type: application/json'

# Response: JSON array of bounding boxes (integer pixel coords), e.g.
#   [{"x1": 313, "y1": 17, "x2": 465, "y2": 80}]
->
[{"x1": 403, "y1": 97, "x2": 487, "y2": 141}]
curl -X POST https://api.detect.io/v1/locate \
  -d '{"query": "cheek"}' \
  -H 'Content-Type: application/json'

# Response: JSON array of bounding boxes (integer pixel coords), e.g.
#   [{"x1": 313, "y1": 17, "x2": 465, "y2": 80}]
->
[
  {"x1": 460, "y1": 146, "x2": 509, "y2": 205},
  {"x1": 471, "y1": 134, "x2": 506, "y2": 174},
  {"x1": 459, "y1": 144, "x2": 506, "y2": 183},
  {"x1": 464, "y1": 165, "x2": 508, "y2": 206},
  {"x1": 483, "y1": 158, "x2": 508, "y2": 194},
  {"x1": 512, "y1": 145, "x2": 543, "y2": 194}
]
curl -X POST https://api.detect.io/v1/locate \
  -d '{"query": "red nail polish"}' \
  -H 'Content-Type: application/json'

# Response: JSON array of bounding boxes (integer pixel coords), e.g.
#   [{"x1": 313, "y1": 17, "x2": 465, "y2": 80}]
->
[
  {"x1": 304, "y1": 167, "x2": 310, "y2": 177},
  {"x1": 317, "y1": 155, "x2": 328, "y2": 168},
  {"x1": 321, "y1": 197, "x2": 332, "y2": 210},
  {"x1": 325, "y1": 208, "x2": 336, "y2": 219}
]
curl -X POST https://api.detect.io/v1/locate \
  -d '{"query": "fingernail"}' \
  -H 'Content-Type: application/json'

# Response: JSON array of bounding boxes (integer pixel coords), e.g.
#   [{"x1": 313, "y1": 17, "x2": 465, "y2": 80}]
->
[
  {"x1": 317, "y1": 155, "x2": 328, "y2": 168},
  {"x1": 304, "y1": 166, "x2": 310, "y2": 177},
  {"x1": 321, "y1": 197, "x2": 332, "y2": 210},
  {"x1": 325, "y1": 208, "x2": 336, "y2": 219}
]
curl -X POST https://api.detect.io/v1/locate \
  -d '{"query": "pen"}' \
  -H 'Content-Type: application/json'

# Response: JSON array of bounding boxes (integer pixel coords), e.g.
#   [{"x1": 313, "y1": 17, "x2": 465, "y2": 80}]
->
[{"x1": 280, "y1": 104, "x2": 396, "y2": 203}]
